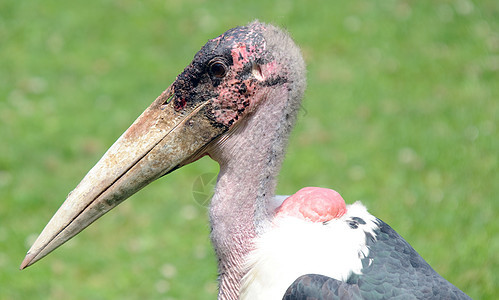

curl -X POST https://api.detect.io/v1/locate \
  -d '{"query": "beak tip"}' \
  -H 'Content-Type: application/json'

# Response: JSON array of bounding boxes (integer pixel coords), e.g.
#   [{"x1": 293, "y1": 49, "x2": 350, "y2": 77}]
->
[{"x1": 20, "y1": 253, "x2": 35, "y2": 270}]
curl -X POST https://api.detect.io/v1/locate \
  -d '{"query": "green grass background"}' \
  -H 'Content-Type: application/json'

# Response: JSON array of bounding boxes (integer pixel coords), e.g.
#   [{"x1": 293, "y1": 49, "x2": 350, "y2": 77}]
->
[{"x1": 1, "y1": 0, "x2": 497, "y2": 299}]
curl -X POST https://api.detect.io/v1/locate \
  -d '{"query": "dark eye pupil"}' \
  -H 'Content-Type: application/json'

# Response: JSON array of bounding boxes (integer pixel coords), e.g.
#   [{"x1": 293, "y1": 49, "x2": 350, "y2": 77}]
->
[{"x1": 210, "y1": 62, "x2": 227, "y2": 78}]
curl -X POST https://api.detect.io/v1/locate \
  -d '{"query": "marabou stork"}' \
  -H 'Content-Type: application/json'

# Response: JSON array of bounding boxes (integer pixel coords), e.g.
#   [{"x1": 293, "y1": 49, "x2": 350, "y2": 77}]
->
[{"x1": 21, "y1": 22, "x2": 469, "y2": 299}]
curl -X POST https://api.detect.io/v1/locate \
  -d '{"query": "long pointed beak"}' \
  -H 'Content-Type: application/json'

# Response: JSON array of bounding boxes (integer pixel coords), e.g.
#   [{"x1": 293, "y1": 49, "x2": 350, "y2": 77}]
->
[{"x1": 21, "y1": 84, "x2": 226, "y2": 269}]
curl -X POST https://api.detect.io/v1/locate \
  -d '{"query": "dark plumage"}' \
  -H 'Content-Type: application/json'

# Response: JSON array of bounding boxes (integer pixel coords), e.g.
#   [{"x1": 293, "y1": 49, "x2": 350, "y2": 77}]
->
[{"x1": 284, "y1": 219, "x2": 470, "y2": 300}]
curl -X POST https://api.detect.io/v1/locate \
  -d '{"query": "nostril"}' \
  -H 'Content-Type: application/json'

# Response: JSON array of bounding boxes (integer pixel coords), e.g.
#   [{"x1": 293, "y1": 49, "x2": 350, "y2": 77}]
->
[
  {"x1": 252, "y1": 64, "x2": 264, "y2": 81},
  {"x1": 161, "y1": 95, "x2": 173, "y2": 110}
]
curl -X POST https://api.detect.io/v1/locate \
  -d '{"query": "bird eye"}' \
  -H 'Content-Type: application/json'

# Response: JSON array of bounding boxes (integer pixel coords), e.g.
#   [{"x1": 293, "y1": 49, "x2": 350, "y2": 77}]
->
[{"x1": 209, "y1": 60, "x2": 228, "y2": 79}]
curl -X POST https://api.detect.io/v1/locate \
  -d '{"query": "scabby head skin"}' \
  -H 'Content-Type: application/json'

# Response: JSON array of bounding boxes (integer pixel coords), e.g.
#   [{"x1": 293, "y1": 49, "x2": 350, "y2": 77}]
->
[{"x1": 172, "y1": 22, "x2": 294, "y2": 128}]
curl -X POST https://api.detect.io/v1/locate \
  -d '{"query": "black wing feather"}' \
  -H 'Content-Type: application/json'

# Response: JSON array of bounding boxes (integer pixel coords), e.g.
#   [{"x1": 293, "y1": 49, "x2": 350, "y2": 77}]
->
[
  {"x1": 283, "y1": 274, "x2": 363, "y2": 300},
  {"x1": 283, "y1": 219, "x2": 470, "y2": 300}
]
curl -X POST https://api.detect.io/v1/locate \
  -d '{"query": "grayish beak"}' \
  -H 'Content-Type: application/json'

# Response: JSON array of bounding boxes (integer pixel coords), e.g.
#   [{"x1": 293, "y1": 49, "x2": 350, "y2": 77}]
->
[{"x1": 21, "y1": 84, "x2": 226, "y2": 269}]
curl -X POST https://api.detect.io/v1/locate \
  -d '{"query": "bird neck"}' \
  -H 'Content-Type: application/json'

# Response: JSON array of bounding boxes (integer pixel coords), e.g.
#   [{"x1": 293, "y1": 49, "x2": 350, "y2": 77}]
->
[{"x1": 208, "y1": 84, "x2": 299, "y2": 300}]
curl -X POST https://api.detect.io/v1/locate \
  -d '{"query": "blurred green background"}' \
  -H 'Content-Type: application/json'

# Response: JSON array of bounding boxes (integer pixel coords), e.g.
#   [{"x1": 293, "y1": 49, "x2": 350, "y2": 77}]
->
[{"x1": 1, "y1": 0, "x2": 497, "y2": 299}]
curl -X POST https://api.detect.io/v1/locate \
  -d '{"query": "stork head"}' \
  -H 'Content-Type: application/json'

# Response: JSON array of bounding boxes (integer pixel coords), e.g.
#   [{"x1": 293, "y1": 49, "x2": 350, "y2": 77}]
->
[{"x1": 21, "y1": 21, "x2": 305, "y2": 269}]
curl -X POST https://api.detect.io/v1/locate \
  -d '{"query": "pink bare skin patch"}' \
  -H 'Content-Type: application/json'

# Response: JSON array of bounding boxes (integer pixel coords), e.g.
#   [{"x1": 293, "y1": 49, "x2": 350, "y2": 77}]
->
[
  {"x1": 232, "y1": 43, "x2": 250, "y2": 69},
  {"x1": 275, "y1": 187, "x2": 347, "y2": 222}
]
